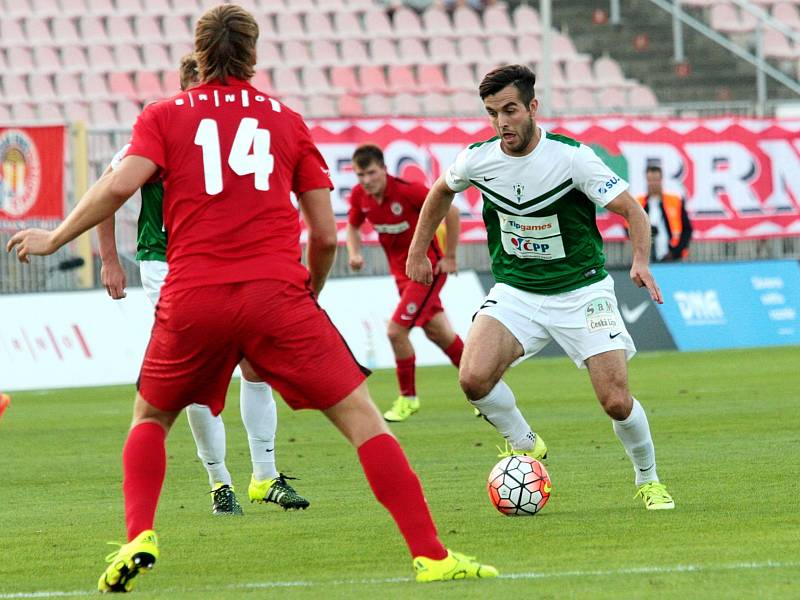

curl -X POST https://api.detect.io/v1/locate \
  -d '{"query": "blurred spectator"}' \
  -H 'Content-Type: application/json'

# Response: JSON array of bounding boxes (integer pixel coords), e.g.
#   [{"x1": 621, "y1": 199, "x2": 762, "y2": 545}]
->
[{"x1": 637, "y1": 165, "x2": 693, "y2": 262}]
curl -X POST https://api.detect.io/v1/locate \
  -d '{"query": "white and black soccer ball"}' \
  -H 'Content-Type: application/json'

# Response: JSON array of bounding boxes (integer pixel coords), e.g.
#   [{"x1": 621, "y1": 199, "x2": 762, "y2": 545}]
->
[{"x1": 487, "y1": 455, "x2": 552, "y2": 516}]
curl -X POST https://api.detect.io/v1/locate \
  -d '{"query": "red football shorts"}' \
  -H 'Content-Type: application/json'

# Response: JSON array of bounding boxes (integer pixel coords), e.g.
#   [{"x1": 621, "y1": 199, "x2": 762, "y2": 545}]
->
[
  {"x1": 391, "y1": 272, "x2": 446, "y2": 329},
  {"x1": 138, "y1": 279, "x2": 368, "y2": 415}
]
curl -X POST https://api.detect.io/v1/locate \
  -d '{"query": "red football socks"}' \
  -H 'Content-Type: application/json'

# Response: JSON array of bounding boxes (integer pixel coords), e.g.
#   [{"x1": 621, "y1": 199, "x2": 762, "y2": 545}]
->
[
  {"x1": 443, "y1": 335, "x2": 464, "y2": 367},
  {"x1": 357, "y1": 434, "x2": 447, "y2": 560},
  {"x1": 395, "y1": 355, "x2": 416, "y2": 397},
  {"x1": 122, "y1": 421, "x2": 166, "y2": 541}
]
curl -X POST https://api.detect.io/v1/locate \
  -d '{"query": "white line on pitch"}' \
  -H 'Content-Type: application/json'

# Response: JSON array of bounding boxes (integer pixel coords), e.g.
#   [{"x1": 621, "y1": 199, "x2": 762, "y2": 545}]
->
[{"x1": 1, "y1": 560, "x2": 797, "y2": 598}]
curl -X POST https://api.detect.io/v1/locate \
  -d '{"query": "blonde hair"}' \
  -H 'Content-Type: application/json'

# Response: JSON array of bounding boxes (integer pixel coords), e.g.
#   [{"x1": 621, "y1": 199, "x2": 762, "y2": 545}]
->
[{"x1": 194, "y1": 4, "x2": 258, "y2": 84}]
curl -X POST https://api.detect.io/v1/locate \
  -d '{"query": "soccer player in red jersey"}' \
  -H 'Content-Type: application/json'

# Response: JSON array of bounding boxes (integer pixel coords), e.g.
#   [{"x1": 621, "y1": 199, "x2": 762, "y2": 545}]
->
[
  {"x1": 7, "y1": 5, "x2": 496, "y2": 591},
  {"x1": 346, "y1": 145, "x2": 465, "y2": 422}
]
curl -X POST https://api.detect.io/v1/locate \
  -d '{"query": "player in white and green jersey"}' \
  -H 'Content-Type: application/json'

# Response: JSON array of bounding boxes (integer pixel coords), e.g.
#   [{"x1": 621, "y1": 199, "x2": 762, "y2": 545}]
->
[
  {"x1": 96, "y1": 54, "x2": 308, "y2": 516},
  {"x1": 407, "y1": 65, "x2": 674, "y2": 510}
]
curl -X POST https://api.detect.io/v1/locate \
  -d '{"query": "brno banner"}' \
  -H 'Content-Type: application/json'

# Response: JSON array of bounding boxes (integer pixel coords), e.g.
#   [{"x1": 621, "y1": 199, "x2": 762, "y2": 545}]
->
[
  {"x1": 0, "y1": 126, "x2": 64, "y2": 225},
  {"x1": 307, "y1": 117, "x2": 800, "y2": 243}
]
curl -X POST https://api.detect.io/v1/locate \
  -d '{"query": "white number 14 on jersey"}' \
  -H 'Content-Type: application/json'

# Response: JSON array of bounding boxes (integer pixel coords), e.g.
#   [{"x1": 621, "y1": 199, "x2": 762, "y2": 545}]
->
[{"x1": 194, "y1": 117, "x2": 275, "y2": 195}]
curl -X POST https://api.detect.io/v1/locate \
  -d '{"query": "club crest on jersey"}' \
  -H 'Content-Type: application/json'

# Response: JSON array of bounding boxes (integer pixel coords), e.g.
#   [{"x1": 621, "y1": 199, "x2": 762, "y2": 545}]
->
[
  {"x1": 0, "y1": 129, "x2": 41, "y2": 218},
  {"x1": 406, "y1": 302, "x2": 418, "y2": 314},
  {"x1": 513, "y1": 183, "x2": 525, "y2": 202},
  {"x1": 391, "y1": 202, "x2": 403, "y2": 215}
]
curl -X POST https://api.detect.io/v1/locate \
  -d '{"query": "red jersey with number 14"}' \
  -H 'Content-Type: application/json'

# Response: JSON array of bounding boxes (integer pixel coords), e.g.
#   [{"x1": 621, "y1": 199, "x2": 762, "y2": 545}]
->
[
  {"x1": 127, "y1": 78, "x2": 332, "y2": 293},
  {"x1": 348, "y1": 175, "x2": 442, "y2": 283}
]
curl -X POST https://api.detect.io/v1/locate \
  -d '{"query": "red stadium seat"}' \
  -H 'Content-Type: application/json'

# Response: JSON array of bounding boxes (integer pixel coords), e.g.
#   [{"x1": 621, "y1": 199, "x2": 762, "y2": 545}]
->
[
  {"x1": 108, "y1": 72, "x2": 138, "y2": 100},
  {"x1": 29, "y1": 74, "x2": 57, "y2": 103},
  {"x1": 305, "y1": 12, "x2": 335, "y2": 40},
  {"x1": 23, "y1": 16, "x2": 52, "y2": 45},
  {"x1": 52, "y1": 17, "x2": 82, "y2": 45},
  {"x1": 422, "y1": 7, "x2": 453, "y2": 38},
  {"x1": 90, "y1": 100, "x2": 119, "y2": 127},
  {"x1": 420, "y1": 92, "x2": 451, "y2": 117},
  {"x1": 256, "y1": 40, "x2": 282, "y2": 68},
  {"x1": 282, "y1": 40, "x2": 312, "y2": 68},
  {"x1": 161, "y1": 69, "x2": 180, "y2": 94},
  {"x1": 453, "y1": 7, "x2": 484, "y2": 37},
  {"x1": 333, "y1": 11, "x2": 364, "y2": 40},
  {"x1": 250, "y1": 69, "x2": 274, "y2": 95},
  {"x1": 1, "y1": 75, "x2": 30, "y2": 104},
  {"x1": 116, "y1": 99, "x2": 141, "y2": 126},
  {"x1": 359, "y1": 65, "x2": 389, "y2": 94},
  {"x1": 78, "y1": 16, "x2": 110, "y2": 44},
  {"x1": 337, "y1": 94, "x2": 363, "y2": 117},
  {"x1": 135, "y1": 71, "x2": 165, "y2": 102},
  {"x1": 309, "y1": 40, "x2": 340, "y2": 67},
  {"x1": 33, "y1": 46, "x2": 62, "y2": 74},
  {"x1": 369, "y1": 38, "x2": 400, "y2": 65},
  {"x1": 393, "y1": 7, "x2": 424, "y2": 39},
  {"x1": 276, "y1": 13, "x2": 305, "y2": 41},
  {"x1": 61, "y1": 46, "x2": 89, "y2": 74},
  {"x1": 279, "y1": 95, "x2": 305, "y2": 114},
  {"x1": 272, "y1": 66, "x2": 303, "y2": 96},
  {"x1": 113, "y1": 45, "x2": 141, "y2": 71},
  {"x1": 301, "y1": 65, "x2": 332, "y2": 95},
  {"x1": 340, "y1": 39, "x2": 368, "y2": 66},
  {"x1": 388, "y1": 65, "x2": 418, "y2": 94},
  {"x1": 63, "y1": 101, "x2": 90, "y2": 122},
  {"x1": 394, "y1": 92, "x2": 421, "y2": 115},
  {"x1": 168, "y1": 42, "x2": 193, "y2": 68},
  {"x1": 445, "y1": 63, "x2": 477, "y2": 92},
  {"x1": 82, "y1": 72, "x2": 111, "y2": 100},
  {"x1": 106, "y1": 16, "x2": 137, "y2": 44},
  {"x1": 6, "y1": 47, "x2": 34, "y2": 75},
  {"x1": 330, "y1": 65, "x2": 359, "y2": 93},
  {"x1": 307, "y1": 95, "x2": 338, "y2": 118},
  {"x1": 362, "y1": 10, "x2": 393, "y2": 39},
  {"x1": 37, "y1": 102, "x2": 63, "y2": 122},
  {"x1": 134, "y1": 16, "x2": 164, "y2": 44},
  {"x1": 54, "y1": 73, "x2": 83, "y2": 101},
  {"x1": 398, "y1": 38, "x2": 428, "y2": 64},
  {"x1": 514, "y1": 5, "x2": 542, "y2": 35},
  {"x1": 363, "y1": 93, "x2": 392, "y2": 116},
  {"x1": 417, "y1": 64, "x2": 449, "y2": 93},
  {"x1": 87, "y1": 45, "x2": 116, "y2": 74},
  {"x1": 143, "y1": 44, "x2": 171, "y2": 71},
  {"x1": 11, "y1": 103, "x2": 37, "y2": 122},
  {"x1": 0, "y1": 19, "x2": 26, "y2": 48}
]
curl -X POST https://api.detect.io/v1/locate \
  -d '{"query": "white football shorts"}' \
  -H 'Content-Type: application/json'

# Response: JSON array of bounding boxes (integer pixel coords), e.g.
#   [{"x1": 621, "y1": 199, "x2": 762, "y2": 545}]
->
[
  {"x1": 139, "y1": 260, "x2": 169, "y2": 307},
  {"x1": 476, "y1": 275, "x2": 636, "y2": 369}
]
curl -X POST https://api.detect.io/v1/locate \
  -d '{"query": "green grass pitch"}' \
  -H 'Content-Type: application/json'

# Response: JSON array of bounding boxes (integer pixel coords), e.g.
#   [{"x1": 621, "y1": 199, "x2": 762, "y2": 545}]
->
[{"x1": 1, "y1": 346, "x2": 798, "y2": 599}]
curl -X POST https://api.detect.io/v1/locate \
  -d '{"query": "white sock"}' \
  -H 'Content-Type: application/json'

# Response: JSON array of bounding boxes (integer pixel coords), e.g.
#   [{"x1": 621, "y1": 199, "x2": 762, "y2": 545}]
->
[
  {"x1": 185, "y1": 403, "x2": 231, "y2": 487},
  {"x1": 240, "y1": 377, "x2": 279, "y2": 482},
  {"x1": 612, "y1": 397, "x2": 659, "y2": 486},
  {"x1": 470, "y1": 379, "x2": 536, "y2": 451}
]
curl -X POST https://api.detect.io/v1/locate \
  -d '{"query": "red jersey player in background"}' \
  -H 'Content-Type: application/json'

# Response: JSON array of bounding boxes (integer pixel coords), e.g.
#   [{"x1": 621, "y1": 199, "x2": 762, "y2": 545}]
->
[
  {"x1": 346, "y1": 145, "x2": 465, "y2": 422},
  {"x1": 7, "y1": 4, "x2": 496, "y2": 592}
]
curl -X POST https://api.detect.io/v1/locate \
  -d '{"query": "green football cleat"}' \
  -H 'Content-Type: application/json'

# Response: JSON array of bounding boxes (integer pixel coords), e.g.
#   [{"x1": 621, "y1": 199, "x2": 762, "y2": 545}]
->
[
  {"x1": 248, "y1": 473, "x2": 309, "y2": 510},
  {"x1": 414, "y1": 549, "x2": 499, "y2": 582},
  {"x1": 211, "y1": 483, "x2": 244, "y2": 516},
  {"x1": 496, "y1": 434, "x2": 548, "y2": 461},
  {"x1": 98, "y1": 529, "x2": 159, "y2": 593},
  {"x1": 383, "y1": 395, "x2": 420, "y2": 422},
  {"x1": 635, "y1": 481, "x2": 675, "y2": 510}
]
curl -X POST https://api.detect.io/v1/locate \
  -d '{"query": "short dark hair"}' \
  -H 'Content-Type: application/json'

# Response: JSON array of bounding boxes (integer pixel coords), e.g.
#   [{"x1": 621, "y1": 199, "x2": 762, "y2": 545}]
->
[
  {"x1": 479, "y1": 64, "x2": 536, "y2": 106},
  {"x1": 178, "y1": 53, "x2": 198, "y2": 91},
  {"x1": 352, "y1": 144, "x2": 385, "y2": 169},
  {"x1": 646, "y1": 165, "x2": 663, "y2": 176}
]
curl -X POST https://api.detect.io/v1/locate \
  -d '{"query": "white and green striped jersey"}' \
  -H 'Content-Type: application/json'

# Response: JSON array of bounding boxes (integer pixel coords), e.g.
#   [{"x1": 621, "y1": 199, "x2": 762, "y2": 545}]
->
[{"x1": 444, "y1": 127, "x2": 629, "y2": 294}]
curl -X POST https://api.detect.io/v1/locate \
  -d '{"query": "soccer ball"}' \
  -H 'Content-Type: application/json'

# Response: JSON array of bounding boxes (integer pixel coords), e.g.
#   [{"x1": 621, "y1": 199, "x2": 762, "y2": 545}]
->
[{"x1": 487, "y1": 455, "x2": 552, "y2": 516}]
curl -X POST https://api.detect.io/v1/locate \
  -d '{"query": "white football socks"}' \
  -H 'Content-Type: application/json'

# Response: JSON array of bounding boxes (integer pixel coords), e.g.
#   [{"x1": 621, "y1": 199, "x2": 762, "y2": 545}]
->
[
  {"x1": 185, "y1": 403, "x2": 232, "y2": 487},
  {"x1": 240, "y1": 377, "x2": 279, "y2": 482},
  {"x1": 470, "y1": 379, "x2": 536, "y2": 451},
  {"x1": 612, "y1": 397, "x2": 659, "y2": 486}
]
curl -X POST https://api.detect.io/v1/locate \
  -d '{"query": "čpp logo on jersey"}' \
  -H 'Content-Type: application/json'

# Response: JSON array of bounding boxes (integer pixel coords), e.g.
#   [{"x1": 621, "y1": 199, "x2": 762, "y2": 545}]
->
[{"x1": 497, "y1": 213, "x2": 566, "y2": 260}]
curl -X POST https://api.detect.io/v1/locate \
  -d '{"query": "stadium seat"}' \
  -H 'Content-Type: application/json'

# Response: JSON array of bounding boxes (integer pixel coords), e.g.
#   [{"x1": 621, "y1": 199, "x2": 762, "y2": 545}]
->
[
  {"x1": 565, "y1": 58, "x2": 598, "y2": 88},
  {"x1": 256, "y1": 40, "x2": 282, "y2": 68},
  {"x1": 316, "y1": 0, "x2": 347, "y2": 12},
  {"x1": 135, "y1": 71, "x2": 165, "y2": 101},
  {"x1": 279, "y1": 95, "x2": 305, "y2": 114},
  {"x1": 344, "y1": 0, "x2": 374, "y2": 11},
  {"x1": 330, "y1": 65, "x2": 359, "y2": 93},
  {"x1": 250, "y1": 69, "x2": 274, "y2": 95},
  {"x1": 6, "y1": 47, "x2": 34, "y2": 75},
  {"x1": 567, "y1": 87, "x2": 596, "y2": 112},
  {"x1": 1, "y1": 75, "x2": 30, "y2": 104},
  {"x1": 362, "y1": 10, "x2": 393, "y2": 39},
  {"x1": 281, "y1": 0, "x2": 314, "y2": 14},
  {"x1": 63, "y1": 101, "x2": 90, "y2": 122},
  {"x1": 37, "y1": 102, "x2": 63, "y2": 122},
  {"x1": 170, "y1": 0, "x2": 199, "y2": 18},
  {"x1": 0, "y1": 18, "x2": 26, "y2": 48},
  {"x1": 309, "y1": 39, "x2": 340, "y2": 67},
  {"x1": 282, "y1": 40, "x2": 312, "y2": 68},
  {"x1": 420, "y1": 92, "x2": 451, "y2": 117},
  {"x1": 61, "y1": 0, "x2": 87, "y2": 16},
  {"x1": 52, "y1": 17, "x2": 82, "y2": 45},
  {"x1": 85, "y1": 0, "x2": 115, "y2": 15},
  {"x1": 445, "y1": 63, "x2": 477, "y2": 91},
  {"x1": 417, "y1": 64, "x2": 449, "y2": 93},
  {"x1": 337, "y1": 94, "x2": 363, "y2": 118},
  {"x1": 422, "y1": 7, "x2": 454, "y2": 38},
  {"x1": 276, "y1": 13, "x2": 306, "y2": 41},
  {"x1": 0, "y1": 104, "x2": 10, "y2": 123},
  {"x1": 116, "y1": 99, "x2": 141, "y2": 126},
  {"x1": 597, "y1": 87, "x2": 628, "y2": 112},
  {"x1": 33, "y1": 46, "x2": 62, "y2": 74},
  {"x1": 392, "y1": 7, "x2": 424, "y2": 39},
  {"x1": 709, "y1": 3, "x2": 747, "y2": 35},
  {"x1": 305, "y1": 12, "x2": 335, "y2": 40},
  {"x1": 363, "y1": 93, "x2": 392, "y2": 116},
  {"x1": 394, "y1": 92, "x2": 421, "y2": 115},
  {"x1": 486, "y1": 35, "x2": 518, "y2": 63},
  {"x1": 87, "y1": 45, "x2": 116, "y2": 74},
  {"x1": 90, "y1": 100, "x2": 119, "y2": 127},
  {"x1": 161, "y1": 16, "x2": 193, "y2": 44},
  {"x1": 628, "y1": 85, "x2": 659, "y2": 109},
  {"x1": 29, "y1": 74, "x2": 57, "y2": 103},
  {"x1": 79, "y1": 16, "x2": 110, "y2": 44},
  {"x1": 134, "y1": 16, "x2": 163, "y2": 44},
  {"x1": 114, "y1": 0, "x2": 144, "y2": 18},
  {"x1": 545, "y1": 88, "x2": 568, "y2": 114},
  {"x1": 106, "y1": 16, "x2": 137, "y2": 44},
  {"x1": 456, "y1": 37, "x2": 486, "y2": 65},
  {"x1": 61, "y1": 45, "x2": 90, "y2": 74},
  {"x1": 168, "y1": 42, "x2": 194, "y2": 68},
  {"x1": 369, "y1": 38, "x2": 400, "y2": 66},
  {"x1": 142, "y1": 0, "x2": 169, "y2": 15},
  {"x1": 450, "y1": 90, "x2": 484, "y2": 116},
  {"x1": 301, "y1": 65, "x2": 332, "y2": 95},
  {"x1": 109, "y1": 72, "x2": 138, "y2": 100},
  {"x1": 359, "y1": 65, "x2": 389, "y2": 94},
  {"x1": 388, "y1": 65, "x2": 419, "y2": 94},
  {"x1": 593, "y1": 56, "x2": 629, "y2": 86},
  {"x1": 82, "y1": 72, "x2": 111, "y2": 100},
  {"x1": 552, "y1": 33, "x2": 579, "y2": 61},
  {"x1": 161, "y1": 69, "x2": 180, "y2": 94},
  {"x1": 54, "y1": 73, "x2": 83, "y2": 101},
  {"x1": 31, "y1": 0, "x2": 60, "y2": 16},
  {"x1": 772, "y1": 2, "x2": 800, "y2": 27},
  {"x1": 3, "y1": 0, "x2": 32, "y2": 19},
  {"x1": 306, "y1": 96, "x2": 338, "y2": 119},
  {"x1": 514, "y1": 4, "x2": 542, "y2": 35},
  {"x1": 429, "y1": 37, "x2": 458, "y2": 64},
  {"x1": 484, "y1": 4, "x2": 513, "y2": 32},
  {"x1": 762, "y1": 29, "x2": 795, "y2": 59},
  {"x1": 398, "y1": 38, "x2": 429, "y2": 64},
  {"x1": 272, "y1": 66, "x2": 303, "y2": 96},
  {"x1": 339, "y1": 39, "x2": 369, "y2": 65},
  {"x1": 23, "y1": 16, "x2": 52, "y2": 45},
  {"x1": 453, "y1": 7, "x2": 485, "y2": 37},
  {"x1": 253, "y1": 12, "x2": 276, "y2": 40},
  {"x1": 113, "y1": 45, "x2": 141, "y2": 71},
  {"x1": 11, "y1": 103, "x2": 37, "y2": 122},
  {"x1": 332, "y1": 11, "x2": 364, "y2": 40}
]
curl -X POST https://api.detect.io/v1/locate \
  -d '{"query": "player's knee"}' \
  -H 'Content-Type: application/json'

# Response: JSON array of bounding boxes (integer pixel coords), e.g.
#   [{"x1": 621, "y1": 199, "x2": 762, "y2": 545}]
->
[
  {"x1": 459, "y1": 369, "x2": 492, "y2": 401},
  {"x1": 239, "y1": 360, "x2": 261, "y2": 382},
  {"x1": 386, "y1": 325, "x2": 408, "y2": 346},
  {"x1": 600, "y1": 392, "x2": 631, "y2": 420}
]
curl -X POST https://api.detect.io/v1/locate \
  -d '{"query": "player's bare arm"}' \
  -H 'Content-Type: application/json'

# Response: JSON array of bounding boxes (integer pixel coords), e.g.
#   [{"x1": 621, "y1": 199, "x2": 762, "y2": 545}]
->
[
  {"x1": 407, "y1": 177, "x2": 456, "y2": 285},
  {"x1": 435, "y1": 204, "x2": 460, "y2": 275},
  {"x1": 299, "y1": 187, "x2": 337, "y2": 296},
  {"x1": 605, "y1": 191, "x2": 664, "y2": 304},
  {"x1": 95, "y1": 166, "x2": 127, "y2": 299},
  {"x1": 345, "y1": 223, "x2": 364, "y2": 272},
  {"x1": 7, "y1": 155, "x2": 157, "y2": 263}
]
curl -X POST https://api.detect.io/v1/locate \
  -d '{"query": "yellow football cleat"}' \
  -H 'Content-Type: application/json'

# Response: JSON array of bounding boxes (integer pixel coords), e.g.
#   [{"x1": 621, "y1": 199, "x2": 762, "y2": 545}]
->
[
  {"x1": 383, "y1": 395, "x2": 420, "y2": 422},
  {"x1": 496, "y1": 434, "x2": 548, "y2": 461},
  {"x1": 248, "y1": 473, "x2": 310, "y2": 510},
  {"x1": 414, "y1": 549, "x2": 499, "y2": 582},
  {"x1": 635, "y1": 481, "x2": 675, "y2": 510},
  {"x1": 98, "y1": 529, "x2": 159, "y2": 593}
]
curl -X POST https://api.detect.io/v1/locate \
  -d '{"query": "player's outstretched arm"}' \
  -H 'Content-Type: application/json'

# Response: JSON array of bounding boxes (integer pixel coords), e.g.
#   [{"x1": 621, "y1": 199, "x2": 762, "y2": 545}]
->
[
  {"x1": 407, "y1": 177, "x2": 456, "y2": 285},
  {"x1": 435, "y1": 204, "x2": 461, "y2": 275},
  {"x1": 7, "y1": 156, "x2": 157, "y2": 263},
  {"x1": 95, "y1": 166, "x2": 127, "y2": 299},
  {"x1": 345, "y1": 223, "x2": 364, "y2": 272},
  {"x1": 299, "y1": 187, "x2": 337, "y2": 296},
  {"x1": 605, "y1": 191, "x2": 663, "y2": 304}
]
